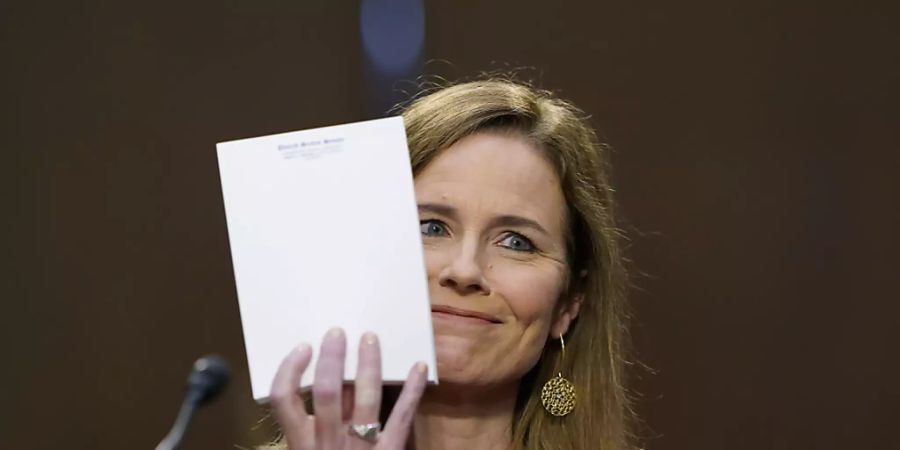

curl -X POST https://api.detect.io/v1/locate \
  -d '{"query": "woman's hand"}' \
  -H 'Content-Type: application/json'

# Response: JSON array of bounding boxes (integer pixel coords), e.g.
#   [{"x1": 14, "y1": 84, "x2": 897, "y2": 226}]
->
[{"x1": 269, "y1": 328, "x2": 428, "y2": 449}]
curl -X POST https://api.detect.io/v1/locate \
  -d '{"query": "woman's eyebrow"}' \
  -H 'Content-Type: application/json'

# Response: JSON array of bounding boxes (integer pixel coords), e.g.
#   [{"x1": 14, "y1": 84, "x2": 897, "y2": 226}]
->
[
  {"x1": 488, "y1": 215, "x2": 550, "y2": 237},
  {"x1": 417, "y1": 202, "x2": 459, "y2": 220}
]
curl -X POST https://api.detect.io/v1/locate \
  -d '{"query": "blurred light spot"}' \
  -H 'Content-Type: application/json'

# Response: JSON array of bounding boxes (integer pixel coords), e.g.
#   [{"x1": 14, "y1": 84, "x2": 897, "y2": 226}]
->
[{"x1": 360, "y1": 0, "x2": 425, "y2": 76}]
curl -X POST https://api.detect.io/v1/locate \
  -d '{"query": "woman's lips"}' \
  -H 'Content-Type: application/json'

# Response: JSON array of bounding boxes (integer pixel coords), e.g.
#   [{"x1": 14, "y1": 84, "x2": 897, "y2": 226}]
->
[{"x1": 430, "y1": 305, "x2": 503, "y2": 324}]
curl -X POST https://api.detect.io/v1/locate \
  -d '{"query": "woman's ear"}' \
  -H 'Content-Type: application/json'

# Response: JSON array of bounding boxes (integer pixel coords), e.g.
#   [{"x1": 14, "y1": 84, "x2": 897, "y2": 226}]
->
[
  {"x1": 551, "y1": 293, "x2": 583, "y2": 338},
  {"x1": 551, "y1": 268, "x2": 587, "y2": 337}
]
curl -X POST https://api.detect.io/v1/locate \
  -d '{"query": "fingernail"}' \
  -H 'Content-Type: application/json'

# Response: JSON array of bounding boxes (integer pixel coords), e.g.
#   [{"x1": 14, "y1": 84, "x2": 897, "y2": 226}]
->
[
  {"x1": 296, "y1": 343, "x2": 312, "y2": 355},
  {"x1": 415, "y1": 361, "x2": 427, "y2": 374},
  {"x1": 362, "y1": 331, "x2": 378, "y2": 345},
  {"x1": 326, "y1": 327, "x2": 344, "y2": 339}
]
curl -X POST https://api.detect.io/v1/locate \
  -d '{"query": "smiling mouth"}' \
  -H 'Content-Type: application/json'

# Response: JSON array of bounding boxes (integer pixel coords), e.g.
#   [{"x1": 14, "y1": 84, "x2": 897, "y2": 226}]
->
[{"x1": 430, "y1": 305, "x2": 503, "y2": 324}]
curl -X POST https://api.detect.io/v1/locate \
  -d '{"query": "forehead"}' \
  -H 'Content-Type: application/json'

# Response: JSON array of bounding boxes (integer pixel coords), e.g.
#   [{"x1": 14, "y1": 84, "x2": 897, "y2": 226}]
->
[{"x1": 414, "y1": 132, "x2": 566, "y2": 229}]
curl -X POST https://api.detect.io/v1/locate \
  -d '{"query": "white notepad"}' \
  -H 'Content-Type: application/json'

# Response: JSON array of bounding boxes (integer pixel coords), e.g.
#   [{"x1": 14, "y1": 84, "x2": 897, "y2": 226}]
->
[{"x1": 216, "y1": 117, "x2": 437, "y2": 402}]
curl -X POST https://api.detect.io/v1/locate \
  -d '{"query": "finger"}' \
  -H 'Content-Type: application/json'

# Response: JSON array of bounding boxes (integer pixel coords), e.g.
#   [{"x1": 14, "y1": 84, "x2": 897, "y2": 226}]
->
[
  {"x1": 313, "y1": 327, "x2": 347, "y2": 449},
  {"x1": 269, "y1": 343, "x2": 314, "y2": 449},
  {"x1": 380, "y1": 362, "x2": 428, "y2": 445},
  {"x1": 349, "y1": 332, "x2": 382, "y2": 448}
]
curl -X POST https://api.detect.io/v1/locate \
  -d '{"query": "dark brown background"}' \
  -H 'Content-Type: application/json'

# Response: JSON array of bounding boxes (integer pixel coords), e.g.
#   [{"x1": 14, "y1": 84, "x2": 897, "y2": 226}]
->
[{"x1": 3, "y1": 1, "x2": 898, "y2": 449}]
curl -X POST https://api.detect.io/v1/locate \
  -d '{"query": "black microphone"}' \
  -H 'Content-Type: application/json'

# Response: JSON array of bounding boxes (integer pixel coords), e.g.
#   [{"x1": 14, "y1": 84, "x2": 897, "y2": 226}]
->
[{"x1": 155, "y1": 355, "x2": 231, "y2": 450}]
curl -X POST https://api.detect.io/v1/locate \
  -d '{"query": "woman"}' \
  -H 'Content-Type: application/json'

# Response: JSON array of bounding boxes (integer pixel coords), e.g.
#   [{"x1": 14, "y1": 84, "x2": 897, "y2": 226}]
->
[{"x1": 266, "y1": 78, "x2": 636, "y2": 450}]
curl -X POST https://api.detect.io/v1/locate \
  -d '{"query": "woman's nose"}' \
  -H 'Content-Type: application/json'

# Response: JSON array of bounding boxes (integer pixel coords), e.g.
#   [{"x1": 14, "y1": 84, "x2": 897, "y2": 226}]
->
[{"x1": 437, "y1": 241, "x2": 491, "y2": 296}]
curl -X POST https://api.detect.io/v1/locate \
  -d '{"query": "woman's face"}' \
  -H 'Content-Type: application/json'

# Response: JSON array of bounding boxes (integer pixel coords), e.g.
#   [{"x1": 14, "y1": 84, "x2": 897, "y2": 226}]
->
[{"x1": 414, "y1": 131, "x2": 579, "y2": 387}]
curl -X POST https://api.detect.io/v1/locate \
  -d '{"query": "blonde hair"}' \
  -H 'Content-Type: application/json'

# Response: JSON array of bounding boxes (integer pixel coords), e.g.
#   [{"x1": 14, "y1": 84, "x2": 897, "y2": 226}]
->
[
  {"x1": 263, "y1": 77, "x2": 637, "y2": 450},
  {"x1": 403, "y1": 77, "x2": 635, "y2": 450}
]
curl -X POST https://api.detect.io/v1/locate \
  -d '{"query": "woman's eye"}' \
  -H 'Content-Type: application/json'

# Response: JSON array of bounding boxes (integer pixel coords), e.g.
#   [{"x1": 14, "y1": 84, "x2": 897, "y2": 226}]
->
[
  {"x1": 420, "y1": 220, "x2": 449, "y2": 237},
  {"x1": 498, "y1": 232, "x2": 535, "y2": 252}
]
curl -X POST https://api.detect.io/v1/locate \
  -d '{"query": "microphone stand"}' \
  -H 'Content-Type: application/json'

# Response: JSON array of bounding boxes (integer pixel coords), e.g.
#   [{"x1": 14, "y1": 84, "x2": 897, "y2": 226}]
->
[{"x1": 155, "y1": 390, "x2": 203, "y2": 450}]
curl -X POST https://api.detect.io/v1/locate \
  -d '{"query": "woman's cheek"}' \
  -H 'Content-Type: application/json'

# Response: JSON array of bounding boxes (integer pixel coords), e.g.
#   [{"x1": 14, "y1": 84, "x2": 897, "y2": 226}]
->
[
  {"x1": 491, "y1": 263, "x2": 564, "y2": 322},
  {"x1": 422, "y1": 243, "x2": 448, "y2": 276}
]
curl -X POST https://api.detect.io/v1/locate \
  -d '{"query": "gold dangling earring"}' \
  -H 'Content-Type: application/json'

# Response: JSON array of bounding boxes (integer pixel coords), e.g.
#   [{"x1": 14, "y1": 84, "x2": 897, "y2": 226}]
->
[{"x1": 541, "y1": 334, "x2": 577, "y2": 417}]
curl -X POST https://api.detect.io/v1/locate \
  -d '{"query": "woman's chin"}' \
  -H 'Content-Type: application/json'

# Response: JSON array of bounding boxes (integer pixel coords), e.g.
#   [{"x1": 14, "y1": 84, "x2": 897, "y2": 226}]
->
[{"x1": 433, "y1": 340, "x2": 482, "y2": 383}]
